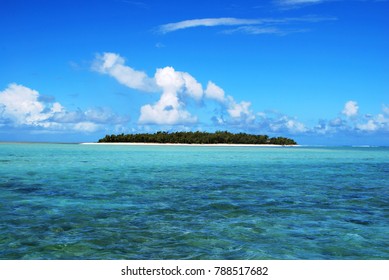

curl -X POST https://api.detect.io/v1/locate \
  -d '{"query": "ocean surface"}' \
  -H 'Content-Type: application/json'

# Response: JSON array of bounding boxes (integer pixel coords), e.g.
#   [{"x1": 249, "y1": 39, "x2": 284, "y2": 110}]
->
[{"x1": 0, "y1": 143, "x2": 388, "y2": 260}]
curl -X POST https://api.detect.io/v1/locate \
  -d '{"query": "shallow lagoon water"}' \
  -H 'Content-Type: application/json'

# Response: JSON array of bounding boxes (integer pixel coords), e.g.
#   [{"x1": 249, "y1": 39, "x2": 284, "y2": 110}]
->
[{"x1": 0, "y1": 143, "x2": 388, "y2": 259}]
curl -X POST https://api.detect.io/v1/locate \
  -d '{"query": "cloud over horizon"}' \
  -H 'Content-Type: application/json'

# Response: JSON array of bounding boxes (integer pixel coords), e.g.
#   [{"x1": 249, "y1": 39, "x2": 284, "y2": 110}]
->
[
  {"x1": 2, "y1": 55, "x2": 386, "y2": 142},
  {"x1": 314, "y1": 101, "x2": 389, "y2": 136},
  {"x1": 0, "y1": 83, "x2": 127, "y2": 133},
  {"x1": 91, "y1": 52, "x2": 389, "y2": 141}
]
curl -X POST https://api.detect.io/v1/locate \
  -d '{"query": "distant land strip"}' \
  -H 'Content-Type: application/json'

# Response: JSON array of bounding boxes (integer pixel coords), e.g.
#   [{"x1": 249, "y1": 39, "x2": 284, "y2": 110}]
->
[{"x1": 98, "y1": 131, "x2": 297, "y2": 145}]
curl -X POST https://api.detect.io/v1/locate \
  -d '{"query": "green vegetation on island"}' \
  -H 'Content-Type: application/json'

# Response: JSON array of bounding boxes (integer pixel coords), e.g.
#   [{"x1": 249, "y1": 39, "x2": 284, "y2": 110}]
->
[{"x1": 98, "y1": 131, "x2": 297, "y2": 145}]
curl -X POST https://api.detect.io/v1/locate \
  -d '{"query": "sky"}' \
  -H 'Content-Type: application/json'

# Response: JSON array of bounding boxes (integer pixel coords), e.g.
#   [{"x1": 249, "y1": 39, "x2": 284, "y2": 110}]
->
[{"x1": 1, "y1": 0, "x2": 388, "y2": 145}]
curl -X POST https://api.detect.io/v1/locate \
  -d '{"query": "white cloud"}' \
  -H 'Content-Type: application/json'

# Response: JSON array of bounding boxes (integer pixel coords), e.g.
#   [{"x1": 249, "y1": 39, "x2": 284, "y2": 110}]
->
[
  {"x1": 356, "y1": 112, "x2": 389, "y2": 132},
  {"x1": 226, "y1": 98, "x2": 253, "y2": 119},
  {"x1": 0, "y1": 83, "x2": 60, "y2": 126},
  {"x1": 182, "y1": 72, "x2": 203, "y2": 101},
  {"x1": 139, "y1": 67, "x2": 199, "y2": 125},
  {"x1": 342, "y1": 100, "x2": 359, "y2": 117},
  {"x1": 91, "y1": 52, "x2": 387, "y2": 139},
  {"x1": 73, "y1": 122, "x2": 101, "y2": 133},
  {"x1": 356, "y1": 119, "x2": 378, "y2": 132},
  {"x1": 313, "y1": 117, "x2": 348, "y2": 135},
  {"x1": 224, "y1": 26, "x2": 284, "y2": 35},
  {"x1": 94, "y1": 53, "x2": 257, "y2": 126},
  {"x1": 139, "y1": 103, "x2": 197, "y2": 125},
  {"x1": 285, "y1": 119, "x2": 308, "y2": 133},
  {"x1": 94, "y1": 54, "x2": 204, "y2": 125},
  {"x1": 205, "y1": 81, "x2": 255, "y2": 121},
  {"x1": 159, "y1": 16, "x2": 336, "y2": 36},
  {"x1": 205, "y1": 81, "x2": 225, "y2": 102},
  {"x1": 93, "y1": 52, "x2": 157, "y2": 92},
  {"x1": 311, "y1": 101, "x2": 389, "y2": 136},
  {"x1": 159, "y1": 18, "x2": 261, "y2": 34},
  {"x1": 376, "y1": 113, "x2": 389, "y2": 126},
  {"x1": 267, "y1": 115, "x2": 308, "y2": 134},
  {"x1": 93, "y1": 53, "x2": 206, "y2": 125},
  {"x1": 155, "y1": 66, "x2": 185, "y2": 92},
  {"x1": 91, "y1": 52, "x2": 389, "y2": 141},
  {"x1": 277, "y1": 0, "x2": 324, "y2": 7},
  {"x1": 0, "y1": 83, "x2": 127, "y2": 133}
]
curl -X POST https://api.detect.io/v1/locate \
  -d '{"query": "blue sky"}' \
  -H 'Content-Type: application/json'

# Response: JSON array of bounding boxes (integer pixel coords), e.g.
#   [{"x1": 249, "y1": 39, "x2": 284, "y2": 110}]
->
[{"x1": 1, "y1": 0, "x2": 388, "y2": 145}]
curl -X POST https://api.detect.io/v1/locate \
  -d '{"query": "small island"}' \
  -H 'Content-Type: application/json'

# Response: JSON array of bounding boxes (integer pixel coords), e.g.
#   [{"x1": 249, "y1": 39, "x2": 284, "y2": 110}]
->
[{"x1": 98, "y1": 131, "x2": 297, "y2": 145}]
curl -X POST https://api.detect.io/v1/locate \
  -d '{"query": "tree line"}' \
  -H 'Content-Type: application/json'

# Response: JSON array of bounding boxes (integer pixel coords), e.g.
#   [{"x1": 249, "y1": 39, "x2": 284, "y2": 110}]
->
[{"x1": 98, "y1": 131, "x2": 297, "y2": 145}]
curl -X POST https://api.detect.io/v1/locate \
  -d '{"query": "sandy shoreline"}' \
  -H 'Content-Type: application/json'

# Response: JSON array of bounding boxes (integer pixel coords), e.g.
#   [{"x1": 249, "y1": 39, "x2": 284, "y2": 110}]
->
[{"x1": 80, "y1": 142, "x2": 297, "y2": 147}]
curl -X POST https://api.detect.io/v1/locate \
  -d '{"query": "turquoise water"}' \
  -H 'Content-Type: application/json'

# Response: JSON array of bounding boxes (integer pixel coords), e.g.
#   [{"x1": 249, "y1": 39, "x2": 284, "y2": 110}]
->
[{"x1": 0, "y1": 143, "x2": 388, "y2": 259}]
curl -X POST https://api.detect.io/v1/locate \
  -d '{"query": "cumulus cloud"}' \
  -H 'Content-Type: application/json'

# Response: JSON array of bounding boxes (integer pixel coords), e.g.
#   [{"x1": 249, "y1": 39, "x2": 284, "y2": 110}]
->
[
  {"x1": 312, "y1": 101, "x2": 389, "y2": 136},
  {"x1": 94, "y1": 53, "x2": 203, "y2": 125},
  {"x1": 72, "y1": 122, "x2": 101, "y2": 133},
  {"x1": 93, "y1": 52, "x2": 157, "y2": 92},
  {"x1": 138, "y1": 66, "x2": 200, "y2": 125},
  {"x1": 356, "y1": 119, "x2": 378, "y2": 132},
  {"x1": 205, "y1": 81, "x2": 255, "y2": 120},
  {"x1": 0, "y1": 83, "x2": 63, "y2": 126},
  {"x1": 342, "y1": 100, "x2": 359, "y2": 117},
  {"x1": 0, "y1": 83, "x2": 127, "y2": 133},
  {"x1": 356, "y1": 109, "x2": 389, "y2": 132},
  {"x1": 139, "y1": 103, "x2": 197, "y2": 125},
  {"x1": 138, "y1": 67, "x2": 198, "y2": 125},
  {"x1": 94, "y1": 52, "x2": 255, "y2": 125},
  {"x1": 205, "y1": 81, "x2": 225, "y2": 102},
  {"x1": 138, "y1": 66, "x2": 256, "y2": 125},
  {"x1": 226, "y1": 98, "x2": 253, "y2": 120},
  {"x1": 284, "y1": 119, "x2": 308, "y2": 133},
  {"x1": 257, "y1": 112, "x2": 308, "y2": 134},
  {"x1": 313, "y1": 117, "x2": 348, "y2": 135},
  {"x1": 182, "y1": 72, "x2": 203, "y2": 101}
]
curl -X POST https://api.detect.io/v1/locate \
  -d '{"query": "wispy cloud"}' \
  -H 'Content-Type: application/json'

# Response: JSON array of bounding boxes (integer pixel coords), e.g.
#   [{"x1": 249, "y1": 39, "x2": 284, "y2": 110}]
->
[
  {"x1": 275, "y1": 0, "x2": 386, "y2": 9},
  {"x1": 158, "y1": 16, "x2": 336, "y2": 35},
  {"x1": 159, "y1": 18, "x2": 261, "y2": 34},
  {"x1": 223, "y1": 26, "x2": 284, "y2": 35},
  {"x1": 276, "y1": 0, "x2": 325, "y2": 7},
  {"x1": 223, "y1": 26, "x2": 309, "y2": 36}
]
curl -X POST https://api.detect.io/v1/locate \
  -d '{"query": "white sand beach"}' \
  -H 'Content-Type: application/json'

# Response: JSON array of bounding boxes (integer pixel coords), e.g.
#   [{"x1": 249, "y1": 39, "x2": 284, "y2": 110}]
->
[{"x1": 80, "y1": 142, "x2": 296, "y2": 147}]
